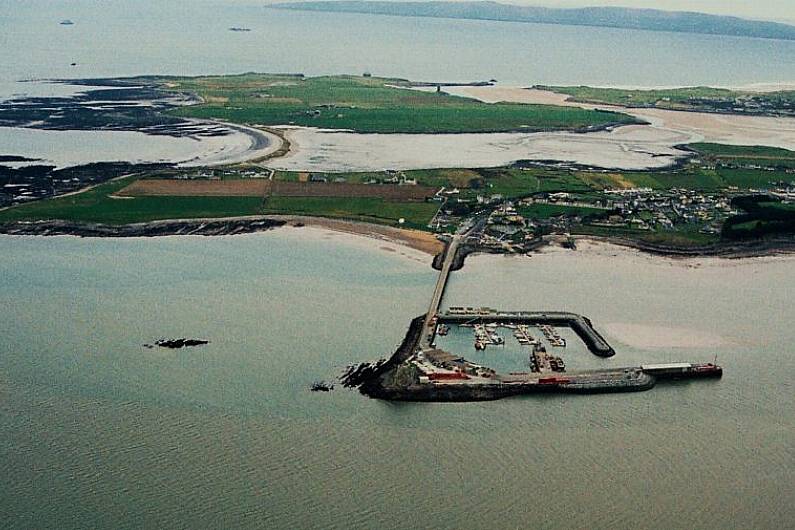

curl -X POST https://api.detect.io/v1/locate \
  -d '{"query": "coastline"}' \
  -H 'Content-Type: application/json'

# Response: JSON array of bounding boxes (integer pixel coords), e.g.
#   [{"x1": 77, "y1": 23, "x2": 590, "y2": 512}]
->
[
  {"x1": 0, "y1": 215, "x2": 443, "y2": 257},
  {"x1": 5, "y1": 212, "x2": 795, "y2": 262},
  {"x1": 449, "y1": 85, "x2": 795, "y2": 151}
]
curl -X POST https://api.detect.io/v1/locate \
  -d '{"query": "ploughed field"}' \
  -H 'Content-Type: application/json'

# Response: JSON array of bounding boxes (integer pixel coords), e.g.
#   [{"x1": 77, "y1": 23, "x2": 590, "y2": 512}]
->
[{"x1": 161, "y1": 73, "x2": 639, "y2": 133}]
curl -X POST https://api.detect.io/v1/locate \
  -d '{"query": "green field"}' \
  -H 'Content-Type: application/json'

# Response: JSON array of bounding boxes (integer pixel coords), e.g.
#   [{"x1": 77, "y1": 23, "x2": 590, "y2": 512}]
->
[
  {"x1": 538, "y1": 86, "x2": 795, "y2": 114},
  {"x1": 686, "y1": 143, "x2": 795, "y2": 170},
  {"x1": 0, "y1": 177, "x2": 264, "y2": 225},
  {"x1": 0, "y1": 176, "x2": 440, "y2": 229},
  {"x1": 273, "y1": 167, "x2": 592, "y2": 199},
  {"x1": 161, "y1": 74, "x2": 638, "y2": 133},
  {"x1": 518, "y1": 203, "x2": 606, "y2": 220},
  {"x1": 262, "y1": 196, "x2": 439, "y2": 229},
  {"x1": 577, "y1": 166, "x2": 791, "y2": 191}
]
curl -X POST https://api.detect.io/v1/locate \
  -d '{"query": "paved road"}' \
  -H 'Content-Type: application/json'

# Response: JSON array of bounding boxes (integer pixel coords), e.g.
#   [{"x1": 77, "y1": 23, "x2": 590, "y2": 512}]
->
[{"x1": 421, "y1": 234, "x2": 462, "y2": 348}]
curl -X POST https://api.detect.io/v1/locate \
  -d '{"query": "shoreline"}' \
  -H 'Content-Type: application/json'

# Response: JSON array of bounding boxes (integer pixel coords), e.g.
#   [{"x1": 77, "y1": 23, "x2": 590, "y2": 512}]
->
[
  {"x1": 0, "y1": 215, "x2": 444, "y2": 257},
  {"x1": 3, "y1": 214, "x2": 795, "y2": 262},
  {"x1": 450, "y1": 85, "x2": 795, "y2": 151}
]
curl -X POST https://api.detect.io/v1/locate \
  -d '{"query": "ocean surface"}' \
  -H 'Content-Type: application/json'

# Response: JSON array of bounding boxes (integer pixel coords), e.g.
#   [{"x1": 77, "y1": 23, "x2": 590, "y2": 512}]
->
[
  {"x1": 1, "y1": 232, "x2": 793, "y2": 529},
  {"x1": 2, "y1": 0, "x2": 795, "y2": 93}
]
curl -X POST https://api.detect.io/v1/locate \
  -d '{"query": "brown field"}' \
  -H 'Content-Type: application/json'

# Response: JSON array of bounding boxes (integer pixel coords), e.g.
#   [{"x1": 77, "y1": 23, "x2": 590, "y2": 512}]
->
[
  {"x1": 117, "y1": 179, "x2": 271, "y2": 197},
  {"x1": 269, "y1": 181, "x2": 438, "y2": 200},
  {"x1": 577, "y1": 172, "x2": 634, "y2": 190},
  {"x1": 117, "y1": 178, "x2": 439, "y2": 201}
]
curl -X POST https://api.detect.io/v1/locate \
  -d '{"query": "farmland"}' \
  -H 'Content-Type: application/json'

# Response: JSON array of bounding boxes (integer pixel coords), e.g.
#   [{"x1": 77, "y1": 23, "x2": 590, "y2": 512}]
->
[
  {"x1": 161, "y1": 73, "x2": 638, "y2": 133},
  {"x1": 537, "y1": 85, "x2": 795, "y2": 116}
]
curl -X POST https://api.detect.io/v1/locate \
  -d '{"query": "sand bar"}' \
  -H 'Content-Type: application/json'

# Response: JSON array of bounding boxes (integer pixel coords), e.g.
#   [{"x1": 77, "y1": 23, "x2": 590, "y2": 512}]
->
[{"x1": 452, "y1": 86, "x2": 795, "y2": 151}]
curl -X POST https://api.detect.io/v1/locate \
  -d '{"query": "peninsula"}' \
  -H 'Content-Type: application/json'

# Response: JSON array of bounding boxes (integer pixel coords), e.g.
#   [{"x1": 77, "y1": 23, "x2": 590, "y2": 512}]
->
[{"x1": 271, "y1": 1, "x2": 795, "y2": 41}]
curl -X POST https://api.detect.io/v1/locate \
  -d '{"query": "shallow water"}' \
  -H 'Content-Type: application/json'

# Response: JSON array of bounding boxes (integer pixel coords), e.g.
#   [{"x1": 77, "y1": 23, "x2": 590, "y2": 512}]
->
[
  {"x1": 0, "y1": 125, "x2": 265, "y2": 169},
  {"x1": 1, "y1": 233, "x2": 793, "y2": 529},
  {"x1": 268, "y1": 125, "x2": 690, "y2": 172}
]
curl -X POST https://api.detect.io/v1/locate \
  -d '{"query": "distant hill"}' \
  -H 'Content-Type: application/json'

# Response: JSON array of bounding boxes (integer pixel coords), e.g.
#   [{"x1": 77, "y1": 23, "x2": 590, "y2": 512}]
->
[{"x1": 270, "y1": 1, "x2": 795, "y2": 41}]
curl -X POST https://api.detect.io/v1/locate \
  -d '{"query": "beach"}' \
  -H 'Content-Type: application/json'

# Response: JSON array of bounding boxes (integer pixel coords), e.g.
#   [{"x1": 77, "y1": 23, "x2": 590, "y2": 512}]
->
[
  {"x1": 267, "y1": 216, "x2": 443, "y2": 258},
  {"x1": 451, "y1": 85, "x2": 795, "y2": 151}
]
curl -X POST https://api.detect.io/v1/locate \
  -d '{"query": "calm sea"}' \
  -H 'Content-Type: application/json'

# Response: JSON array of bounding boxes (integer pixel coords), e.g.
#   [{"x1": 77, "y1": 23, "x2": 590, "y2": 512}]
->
[
  {"x1": 1, "y1": 233, "x2": 793, "y2": 529},
  {"x1": 2, "y1": 0, "x2": 795, "y2": 97}
]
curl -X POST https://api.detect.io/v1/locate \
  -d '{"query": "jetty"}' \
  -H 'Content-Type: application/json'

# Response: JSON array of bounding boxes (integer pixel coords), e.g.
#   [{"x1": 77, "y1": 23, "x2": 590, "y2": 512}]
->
[{"x1": 422, "y1": 233, "x2": 462, "y2": 348}]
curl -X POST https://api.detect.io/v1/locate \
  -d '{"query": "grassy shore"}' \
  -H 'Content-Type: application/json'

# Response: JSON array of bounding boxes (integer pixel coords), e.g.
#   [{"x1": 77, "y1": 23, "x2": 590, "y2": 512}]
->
[
  {"x1": 537, "y1": 85, "x2": 795, "y2": 115},
  {"x1": 161, "y1": 74, "x2": 638, "y2": 133},
  {"x1": 686, "y1": 143, "x2": 795, "y2": 170}
]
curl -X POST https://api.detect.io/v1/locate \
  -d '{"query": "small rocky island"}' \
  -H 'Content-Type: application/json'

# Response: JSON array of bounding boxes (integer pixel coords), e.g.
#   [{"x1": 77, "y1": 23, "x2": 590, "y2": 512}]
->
[{"x1": 144, "y1": 338, "x2": 210, "y2": 349}]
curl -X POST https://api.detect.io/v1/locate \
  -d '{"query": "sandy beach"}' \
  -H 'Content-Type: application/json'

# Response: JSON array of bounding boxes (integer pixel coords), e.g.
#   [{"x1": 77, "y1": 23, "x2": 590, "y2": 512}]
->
[
  {"x1": 179, "y1": 122, "x2": 283, "y2": 167},
  {"x1": 526, "y1": 238, "x2": 795, "y2": 349},
  {"x1": 267, "y1": 215, "x2": 443, "y2": 258},
  {"x1": 262, "y1": 84, "x2": 795, "y2": 173},
  {"x1": 452, "y1": 86, "x2": 795, "y2": 151}
]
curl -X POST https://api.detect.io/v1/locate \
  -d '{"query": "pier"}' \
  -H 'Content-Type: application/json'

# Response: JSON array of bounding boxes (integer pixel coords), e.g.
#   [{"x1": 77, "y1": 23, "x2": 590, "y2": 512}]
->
[{"x1": 422, "y1": 234, "x2": 462, "y2": 348}]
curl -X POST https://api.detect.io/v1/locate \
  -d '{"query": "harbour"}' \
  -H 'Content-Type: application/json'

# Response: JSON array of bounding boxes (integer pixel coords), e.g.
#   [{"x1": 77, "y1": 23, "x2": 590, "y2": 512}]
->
[{"x1": 355, "y1": 231, "x2": 723, "y2": 401}]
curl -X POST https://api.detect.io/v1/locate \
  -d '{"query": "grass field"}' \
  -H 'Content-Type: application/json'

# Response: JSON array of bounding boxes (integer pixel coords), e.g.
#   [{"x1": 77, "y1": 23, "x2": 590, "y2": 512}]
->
[
  {"x1": 577, "y1": 166, "x2": 789, "y2": 191},
  {"x1": 518, "y1": 203, "x2": 607, "y2": 220},
  {"x1": 0, "y1": 176, "x2": 439, "y2": 229},
  {"x1": 262, "y1": 196, "x2": 439, "y2": 229},
  {"x1": 0, "y1": 177, "x2": 264, "y2": 225},
  {"x1": 686, "y1": 143, "x2": 795, "y2": 170},
  {"x1": 161, "y1": 74, "x2": 637, "y2": 133},
  {"x1": 539, "y1": 86, "x2": 795, "y2": 113}
]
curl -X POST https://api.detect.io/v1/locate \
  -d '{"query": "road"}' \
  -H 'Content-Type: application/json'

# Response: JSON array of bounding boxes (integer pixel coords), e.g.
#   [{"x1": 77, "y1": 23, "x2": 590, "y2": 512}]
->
[{"x1": 421, "y1": 233, "x2": 463, "y2": 348}]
